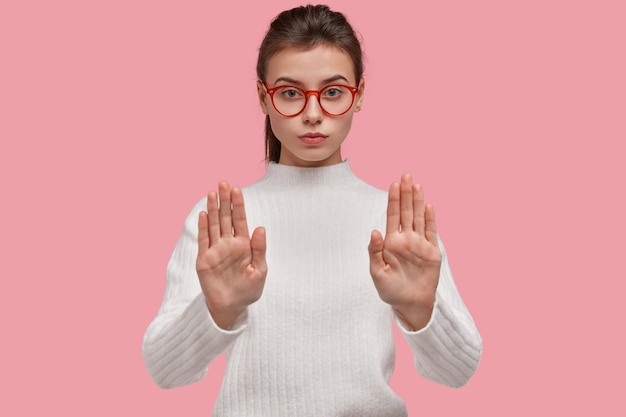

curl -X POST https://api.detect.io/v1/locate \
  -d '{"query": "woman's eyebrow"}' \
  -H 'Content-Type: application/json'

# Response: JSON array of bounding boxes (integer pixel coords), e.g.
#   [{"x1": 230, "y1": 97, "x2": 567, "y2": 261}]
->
[
  {"x1": 322, "y1": 75, "x2": 350, "y2": 84},
  {"x1": 273, "y1": 76, "x2": 302, "y2": 85},
  {"x1": 272, "y1": 75, "x2": 351, "y2": 86}
]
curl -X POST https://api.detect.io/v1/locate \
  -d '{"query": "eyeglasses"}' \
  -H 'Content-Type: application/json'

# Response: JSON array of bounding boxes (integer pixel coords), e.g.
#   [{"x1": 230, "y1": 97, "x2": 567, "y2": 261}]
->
[{"x1": 262, "y1": 82, "x2": 359, "y2": 117}]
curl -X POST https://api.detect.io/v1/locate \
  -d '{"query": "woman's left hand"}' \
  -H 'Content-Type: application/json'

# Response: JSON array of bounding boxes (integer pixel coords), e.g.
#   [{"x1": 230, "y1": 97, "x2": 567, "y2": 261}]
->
[{"x1": 368, "y1": 174, "x2": 442, "y2": 331}]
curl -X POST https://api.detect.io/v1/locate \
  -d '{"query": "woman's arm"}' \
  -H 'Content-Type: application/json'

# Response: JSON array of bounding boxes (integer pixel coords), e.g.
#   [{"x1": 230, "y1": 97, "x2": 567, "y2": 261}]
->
[
  {"x1": 143, "y1": 183, "x2": 266, "y2": 389},
  {"x1": 368, "y1": 174, "x2": 482, "y2": 387}
]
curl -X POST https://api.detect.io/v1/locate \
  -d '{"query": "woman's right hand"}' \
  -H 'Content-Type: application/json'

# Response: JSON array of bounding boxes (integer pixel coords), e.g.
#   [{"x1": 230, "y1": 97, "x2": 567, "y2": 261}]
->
[{"x1": 196, "y1": 181, "x2": 267, "y2": 330}]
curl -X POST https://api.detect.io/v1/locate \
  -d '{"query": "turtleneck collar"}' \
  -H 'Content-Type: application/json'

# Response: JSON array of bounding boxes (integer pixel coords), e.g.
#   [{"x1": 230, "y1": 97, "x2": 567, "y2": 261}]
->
[{"x1": 260, "y1": 159, "x2": 359, "y2": 188}]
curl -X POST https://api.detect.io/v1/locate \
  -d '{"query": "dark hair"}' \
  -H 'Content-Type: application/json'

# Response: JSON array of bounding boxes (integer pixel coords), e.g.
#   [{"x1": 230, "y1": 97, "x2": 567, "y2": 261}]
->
[{"x1": 257, "y1": 4, "x2": 364, "y2": 163}]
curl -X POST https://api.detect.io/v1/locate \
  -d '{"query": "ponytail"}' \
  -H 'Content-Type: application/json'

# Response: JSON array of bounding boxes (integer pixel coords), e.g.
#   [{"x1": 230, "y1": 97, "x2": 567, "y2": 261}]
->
[{"x1": 264, "y1": 116, "x2": 281, "y2": 163}]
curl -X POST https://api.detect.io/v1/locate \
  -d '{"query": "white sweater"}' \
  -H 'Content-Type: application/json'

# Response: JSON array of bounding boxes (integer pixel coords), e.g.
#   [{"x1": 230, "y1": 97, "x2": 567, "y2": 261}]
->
[{"x1": 143, "y1": 161, "x2": 482, "y2": 417}]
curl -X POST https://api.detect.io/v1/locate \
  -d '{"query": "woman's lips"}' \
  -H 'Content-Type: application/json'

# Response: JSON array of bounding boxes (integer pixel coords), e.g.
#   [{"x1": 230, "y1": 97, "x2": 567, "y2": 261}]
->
[{"x1": 299, "y1": 133, "x2": 328, "y2": 145}]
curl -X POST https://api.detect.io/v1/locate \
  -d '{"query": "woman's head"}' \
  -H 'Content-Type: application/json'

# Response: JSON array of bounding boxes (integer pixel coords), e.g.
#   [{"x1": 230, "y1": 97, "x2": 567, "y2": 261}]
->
[{"x1": 256, "y1": 4, "x2": 365, "y2": 165}]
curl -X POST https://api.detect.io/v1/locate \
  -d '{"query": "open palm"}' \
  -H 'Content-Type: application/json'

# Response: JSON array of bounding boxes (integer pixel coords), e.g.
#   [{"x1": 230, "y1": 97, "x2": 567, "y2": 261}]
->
[
  {"x1": 368, "y1": 174, "x2": 441, "y2": 330},
  {"x1": 196, "y1": 181, "x2": 267, "y2": 329}
]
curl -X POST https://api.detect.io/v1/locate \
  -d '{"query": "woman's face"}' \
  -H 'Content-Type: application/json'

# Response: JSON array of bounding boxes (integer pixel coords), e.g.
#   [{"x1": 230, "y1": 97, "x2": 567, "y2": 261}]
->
[{"x1": 258, "y1": 45, "x2": 364, "y2": 167}]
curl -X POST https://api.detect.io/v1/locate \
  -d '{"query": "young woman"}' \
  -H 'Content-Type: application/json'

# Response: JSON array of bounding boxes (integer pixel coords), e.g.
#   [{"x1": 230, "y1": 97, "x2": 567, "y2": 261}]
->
[{"x1": 143, "y1": 5, "x2": 482, "y2": 416}]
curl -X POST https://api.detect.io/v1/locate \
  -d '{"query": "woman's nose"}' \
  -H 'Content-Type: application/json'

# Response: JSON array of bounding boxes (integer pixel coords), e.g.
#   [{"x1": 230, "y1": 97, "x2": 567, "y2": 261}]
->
[{"x1": 302, "y1": 92, "x2": 323, "y2": 123}]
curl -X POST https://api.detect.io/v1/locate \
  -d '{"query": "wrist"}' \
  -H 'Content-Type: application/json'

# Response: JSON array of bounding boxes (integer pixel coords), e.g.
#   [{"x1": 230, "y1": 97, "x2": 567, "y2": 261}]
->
[
  {"x1": 393, "y1": 300, "x2": 434, "y2": 332},
  {"x1": 205, "y1": 299, "x2": 246, "y2": 331}
]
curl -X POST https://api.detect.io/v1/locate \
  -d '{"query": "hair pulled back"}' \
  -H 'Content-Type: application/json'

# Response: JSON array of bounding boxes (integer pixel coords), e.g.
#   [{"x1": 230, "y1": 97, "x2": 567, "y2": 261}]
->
[{"x1": 256, "y1": 4, "x2": 364, "y2": 163}]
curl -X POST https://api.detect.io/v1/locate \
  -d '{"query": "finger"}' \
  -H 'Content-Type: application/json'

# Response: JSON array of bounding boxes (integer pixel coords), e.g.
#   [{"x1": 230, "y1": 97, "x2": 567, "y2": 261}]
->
[
  {"x1": 218, "y1": 181, "x2": 233, "y2": 237},
  {"x1": 197, "y1": 211, "x2": 210, "y2": 252},
  {"x1": 386, "y1": 182, "x2": 400, "y2": 233},
  {"x1": 250, "y1": 227, "x2": 267, "y2": 272},
  {"x1": 413, "y1": 183, "x2": 425, "y2": 236},
  {"x1": 368, "y1": 230, "x2": 386, "y2": 273},
  {"x1": 231, "y1": 187, "x2": 250, "y2": 238},
  {"x1": 424, "y1": 203, "x2": 438, "y2": 244},
  {"x1": 207, "y1": 191, "x2": 221, "y2": 245},
  {"x1": 400, "y1": 174, "x2": 414, "y2": 232}
]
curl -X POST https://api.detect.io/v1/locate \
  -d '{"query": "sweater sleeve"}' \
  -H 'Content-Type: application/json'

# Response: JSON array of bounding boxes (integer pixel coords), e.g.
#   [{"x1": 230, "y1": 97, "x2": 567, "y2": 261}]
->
[
  {"x1": 142, "y1": 198, "x2": 248, "y2": 389},
  {"x1": 394, "y1": 237, "x2": 482, "y2": 388}
]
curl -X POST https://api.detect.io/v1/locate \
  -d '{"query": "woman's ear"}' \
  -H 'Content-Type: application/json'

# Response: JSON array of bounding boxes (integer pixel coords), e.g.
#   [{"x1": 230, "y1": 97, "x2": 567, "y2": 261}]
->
[
  {"x1": 257, "y1": 80, "x2": 269, "y2": 114},
  {"x1": 354, "y1": 77, "x2": 365, "y2": 112}
]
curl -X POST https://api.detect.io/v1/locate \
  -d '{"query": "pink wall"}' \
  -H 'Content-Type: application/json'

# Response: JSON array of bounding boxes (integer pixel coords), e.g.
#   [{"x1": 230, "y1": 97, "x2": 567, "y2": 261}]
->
[{"x1": 1, "y1": 0, "x2": 624, "y2": 415}]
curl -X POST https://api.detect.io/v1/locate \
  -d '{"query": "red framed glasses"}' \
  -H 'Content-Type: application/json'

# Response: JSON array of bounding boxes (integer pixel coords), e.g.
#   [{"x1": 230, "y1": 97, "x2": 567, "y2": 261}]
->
[{"x1": 262, "y1": 82, "x2": 359, "y2": 117}]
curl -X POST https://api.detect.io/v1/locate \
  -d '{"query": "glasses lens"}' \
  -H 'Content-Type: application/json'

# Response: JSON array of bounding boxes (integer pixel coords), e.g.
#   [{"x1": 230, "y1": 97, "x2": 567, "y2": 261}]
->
[
  {"x1": 271, "y1": 86, "x2": 355, "y2": 116},
  {"x1": 319, "y1": 86, "x2": 355, "y2": 116},
  {"x1": 272, "y1": 87, "x2": 306, "y2": 116}
]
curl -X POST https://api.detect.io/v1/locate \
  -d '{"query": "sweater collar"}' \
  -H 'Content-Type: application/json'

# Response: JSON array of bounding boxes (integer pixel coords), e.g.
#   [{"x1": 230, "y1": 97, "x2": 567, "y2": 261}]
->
[{"x1": 261, "y1": 160, "x2": 358, "y2": 188}]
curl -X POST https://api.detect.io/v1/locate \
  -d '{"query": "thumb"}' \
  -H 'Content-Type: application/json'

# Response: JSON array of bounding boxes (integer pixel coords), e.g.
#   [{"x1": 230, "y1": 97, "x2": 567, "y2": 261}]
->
[
  {"x1": 250, "y1": 227, "x2": 267, "y2": 270},
  {"x1": 368, "y1": 230, "x2": 386, "y2": 272}
]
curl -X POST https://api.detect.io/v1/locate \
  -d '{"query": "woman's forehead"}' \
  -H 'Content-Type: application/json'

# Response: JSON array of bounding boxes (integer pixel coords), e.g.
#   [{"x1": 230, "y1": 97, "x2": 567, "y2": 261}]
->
[{"x1": 266, "y1": 45, "x2": 356, "y2": 85}]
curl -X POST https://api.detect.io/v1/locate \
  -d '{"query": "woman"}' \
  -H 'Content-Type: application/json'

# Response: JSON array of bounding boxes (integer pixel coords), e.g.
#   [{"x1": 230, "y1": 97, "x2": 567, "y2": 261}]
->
[{"x1": 143, "y1": 5, "x2": 482, "y2": 416}]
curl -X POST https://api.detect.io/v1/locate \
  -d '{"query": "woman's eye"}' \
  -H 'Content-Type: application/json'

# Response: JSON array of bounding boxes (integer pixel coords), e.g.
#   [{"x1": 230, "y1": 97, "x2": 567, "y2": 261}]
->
[
  {"x1": 323, "y1": 87, "x2": 342, "y2": 98},
  {"x1": 280, "y1": 88, "x2": 301, "y2": 99}
]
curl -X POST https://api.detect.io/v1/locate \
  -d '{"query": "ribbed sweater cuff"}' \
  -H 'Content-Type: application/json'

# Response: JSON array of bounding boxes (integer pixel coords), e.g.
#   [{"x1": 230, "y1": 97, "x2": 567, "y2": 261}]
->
[{"x1": 394, "y1": 299, "x2": 482, "y2": 388}]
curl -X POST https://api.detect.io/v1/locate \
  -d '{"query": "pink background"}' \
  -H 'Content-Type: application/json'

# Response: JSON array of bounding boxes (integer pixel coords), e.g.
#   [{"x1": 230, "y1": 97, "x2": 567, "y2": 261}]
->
[{"x1": 2, "y1": 0, "x2": 624, "y2": 415}]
